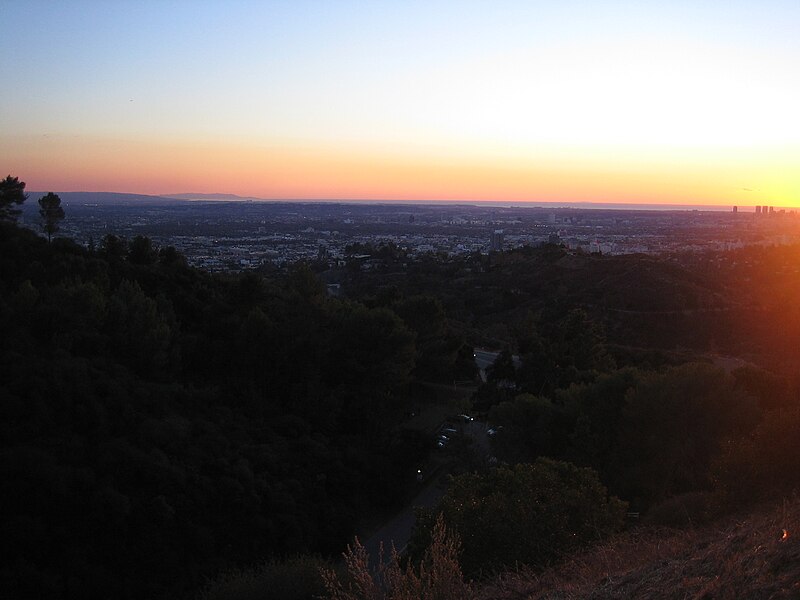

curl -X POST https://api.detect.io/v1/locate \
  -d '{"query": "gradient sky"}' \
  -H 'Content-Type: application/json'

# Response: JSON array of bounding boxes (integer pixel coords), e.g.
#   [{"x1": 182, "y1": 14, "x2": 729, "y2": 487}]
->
[{"x1": 1, "y1": 1, "x2": 798, "y2": 205}]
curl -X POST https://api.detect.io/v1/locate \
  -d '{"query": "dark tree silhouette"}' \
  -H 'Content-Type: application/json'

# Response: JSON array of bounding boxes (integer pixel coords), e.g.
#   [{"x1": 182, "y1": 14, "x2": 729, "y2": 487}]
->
[
  {"x1": 0, "y1": 174, "x2": 27, "y2": 221},
  {"x1": 128, "y1": 235, "x2": 157, "y2": 265},
  {"x1": 486, "y1": 348, "x2": 516, "y2": 383},
  {"x1": 38, "y1": 192, "x2": 65, "y2": 242},
  {"x1": 410, "y1": 459, "x2": 626, "y2": 576}
]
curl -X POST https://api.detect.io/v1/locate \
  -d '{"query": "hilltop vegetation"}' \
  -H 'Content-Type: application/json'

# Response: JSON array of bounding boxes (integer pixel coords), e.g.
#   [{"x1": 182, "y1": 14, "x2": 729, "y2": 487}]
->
[
  {"x1": 0, "y1": 220, "x2": 467, "y2": 599},
  {"x1": 4, "y1": 205, "x2": 800, "y2": 599},
  {"x1": 321, "y1": 238, "x2": 800, "y2": 599},
  {"x1": 345, "y1": 241, "x2": 800, "y2": 369}
]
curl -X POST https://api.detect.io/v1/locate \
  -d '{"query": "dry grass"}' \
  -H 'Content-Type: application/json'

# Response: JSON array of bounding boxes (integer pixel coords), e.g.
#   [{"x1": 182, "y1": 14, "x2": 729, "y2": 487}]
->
[
  {"x1": 322, "y1": 515, "x2": 474, "y2": 600},
  {"x1": 478, "y1": 496, "x2": 800, "y2": 600}
]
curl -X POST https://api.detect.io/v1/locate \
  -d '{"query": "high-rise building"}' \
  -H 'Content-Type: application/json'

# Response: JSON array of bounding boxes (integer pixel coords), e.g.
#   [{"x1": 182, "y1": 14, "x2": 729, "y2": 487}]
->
[
  {"x1": 733, "y1": 206, "x2": 738, "y2": 213},
  {"x1": 756, "y1": 205, "x2": 762, "y2": 214},
  {"x1": 490, "y1": 230, "x2": 504, "y2": 252}
]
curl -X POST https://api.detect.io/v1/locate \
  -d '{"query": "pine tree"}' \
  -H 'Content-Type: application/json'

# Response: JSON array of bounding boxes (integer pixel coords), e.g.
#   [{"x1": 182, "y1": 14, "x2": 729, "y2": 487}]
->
[{"x1": 38, "y1": 192, "x2": 65, "y2": 242}]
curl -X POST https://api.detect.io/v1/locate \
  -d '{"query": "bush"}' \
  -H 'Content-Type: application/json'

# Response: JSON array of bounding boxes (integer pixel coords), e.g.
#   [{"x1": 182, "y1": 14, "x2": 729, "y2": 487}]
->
[
  {"x1": 611, "y1": 363, "x2": 758, "y2": 506},
  {"x1": 197, "y1": 555, "x2": 329, "y2": 600},
  {"x1": 714, "y1": 408, "x2": 800, "y2": 505},
  {"x1": 415, "y1": 459, "x2": 626, "y2": 576}
]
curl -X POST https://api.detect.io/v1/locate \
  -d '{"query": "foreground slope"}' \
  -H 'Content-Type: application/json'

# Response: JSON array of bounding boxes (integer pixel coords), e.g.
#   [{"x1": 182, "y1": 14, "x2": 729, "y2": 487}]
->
[{"x1": 480, "y1": 498, "x2": 800, "y2": 600}]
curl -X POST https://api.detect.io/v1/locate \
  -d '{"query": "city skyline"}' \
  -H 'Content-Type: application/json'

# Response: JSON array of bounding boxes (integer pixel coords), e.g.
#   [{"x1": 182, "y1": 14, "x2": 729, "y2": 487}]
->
[{"x1": 2, "y1": 1, "x2": 798, "y2": 206}]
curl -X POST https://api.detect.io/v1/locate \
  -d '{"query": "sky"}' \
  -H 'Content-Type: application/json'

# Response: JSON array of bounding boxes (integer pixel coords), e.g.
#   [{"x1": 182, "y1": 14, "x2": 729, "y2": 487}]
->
[{"x1": 1, "y1": 0, "x2": 799, "y2": 206}]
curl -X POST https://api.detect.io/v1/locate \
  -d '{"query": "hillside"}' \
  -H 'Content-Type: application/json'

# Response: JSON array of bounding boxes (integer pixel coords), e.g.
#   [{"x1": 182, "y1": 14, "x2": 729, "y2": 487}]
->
[
  {"x1": 23, "y1": 191, "x2": 183, "y2": 206},
  {"x1": 5, "y1": 213, "x2": 800, "y2": 600},
  {"x1": 480, "y1": 498, "x2": 800, "y2": 600},
  {"x1": 0, "y1": 221, "x2": 439, "y2": 599},
  {"x1": 345, "y1": 243, "x2": 800, "y2": 369}
]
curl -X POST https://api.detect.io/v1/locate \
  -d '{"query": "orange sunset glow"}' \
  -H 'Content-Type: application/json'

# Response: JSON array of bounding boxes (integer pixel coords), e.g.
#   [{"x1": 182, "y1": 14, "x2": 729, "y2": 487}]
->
[
  {"x1": 2, "y1": 2, "x2": 798, "y2": 206},
  {"x1": 9, "y1": 134, "x2": 798, "y2": 207}
]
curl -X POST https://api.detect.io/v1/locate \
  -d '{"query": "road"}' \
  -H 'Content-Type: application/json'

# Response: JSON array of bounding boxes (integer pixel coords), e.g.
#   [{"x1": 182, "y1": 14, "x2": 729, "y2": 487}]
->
[
  {"x1": 473, "y1": 349, "x2": 499, "y2": 383},
  {"x1": 473, "y1": 349, "x2": 499, "y2": 372},
  {"x1": 361, "y1": 419, "x2": 492, "y2": 566},
  {"x1": 474, "y1": 348, "x2": 521, "y2": 382},
  {"x1": 362, "y1": 472, "x2": 447, "y2": 565}
]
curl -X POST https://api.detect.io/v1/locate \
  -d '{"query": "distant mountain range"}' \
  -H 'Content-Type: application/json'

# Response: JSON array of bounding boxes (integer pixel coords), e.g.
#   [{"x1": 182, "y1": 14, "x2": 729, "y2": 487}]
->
[
  {"x1": 23, "y1": 191, "x2": 274, "y2": 207},
  {"x1": 164, "y1": 192, "x2": 264, "y2": 201},
  {"x1": 22, "y1": 191, "x2": 750, "y2": 211},
  {"x1": 26, "y1": 191, "x2": 185, "y2": 206}
]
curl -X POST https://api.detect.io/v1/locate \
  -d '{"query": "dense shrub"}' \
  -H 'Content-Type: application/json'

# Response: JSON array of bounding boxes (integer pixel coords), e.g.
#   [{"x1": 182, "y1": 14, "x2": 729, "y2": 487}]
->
[
  {"x1": 714, "y1": 408, "x2": 800, "y2": 505},
  {"x1": 608, "y1": 363, "x2": 759, "y2": 507},
  {"x1": 415, "y1": 459, "x2": 626, "y2": 576},
  {"x1": 197, "y1": 555, "x2": 330, "y2": 600}
]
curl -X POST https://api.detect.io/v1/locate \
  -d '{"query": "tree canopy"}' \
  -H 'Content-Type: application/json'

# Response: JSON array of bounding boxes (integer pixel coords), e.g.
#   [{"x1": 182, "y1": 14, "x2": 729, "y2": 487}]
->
[
  {"x1": 0, "y1": 175, "x2": 27, "y2": 221},
  {"x1": 0, "y1": 223, "x2": 426, "y2": 599},
  {"x1": 38, "y1": 192, "x2": 65, "y2": 242}
]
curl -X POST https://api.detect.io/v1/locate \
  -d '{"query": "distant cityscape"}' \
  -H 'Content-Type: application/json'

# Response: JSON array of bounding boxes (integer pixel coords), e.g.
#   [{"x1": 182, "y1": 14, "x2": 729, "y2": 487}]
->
[{"x1": 19, "y1": 193, "x2": 800, "y2": 272}]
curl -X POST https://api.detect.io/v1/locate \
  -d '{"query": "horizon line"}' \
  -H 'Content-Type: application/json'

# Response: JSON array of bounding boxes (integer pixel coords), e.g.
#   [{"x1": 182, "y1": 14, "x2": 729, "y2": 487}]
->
[{"x1": 23, "y1": 190, "x2": 797, "y2": 213}]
